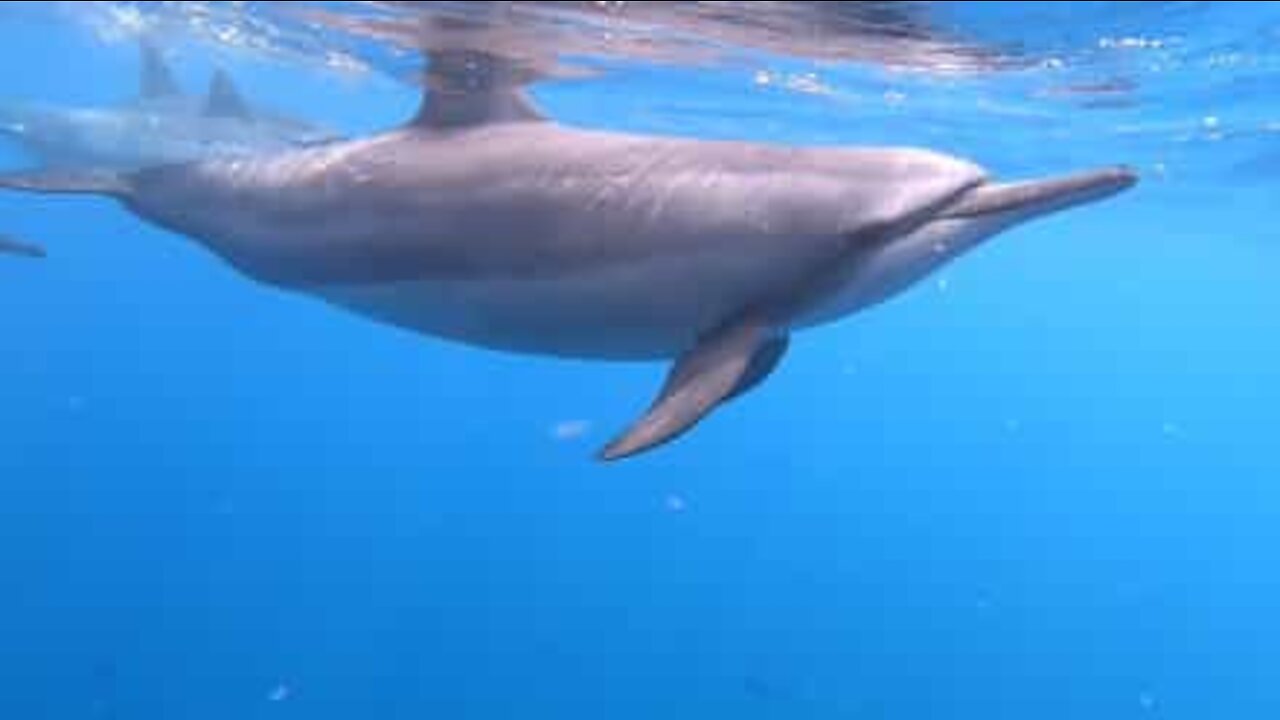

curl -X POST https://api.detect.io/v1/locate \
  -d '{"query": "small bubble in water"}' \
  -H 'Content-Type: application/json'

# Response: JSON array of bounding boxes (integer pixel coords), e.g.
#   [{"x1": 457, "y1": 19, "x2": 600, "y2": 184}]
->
[
  {"x1": 550, "y1": 420, "x2": 592, "y2": 442},
  {"x1": 936, "y1": 277, "x2": 950, "y2": 293},
  {"x1": 787, "y1": 72, "x2": 831, "y2": 96},
  {"x1": 883, "y1": 90, "x2": 907, "y2": 105},
  {"x1": 268, "y1": 684, "x2": 291, "y2": 703},
  {"x1": 665, "y1": 494, "x2": 688, "y2": 513},
  {"x1": 1139, "y1": 691, "x2": 1157, "y2": 711},
  {"x1": 1100, "y1": 36, "x2": 1164, "y2": 50}
]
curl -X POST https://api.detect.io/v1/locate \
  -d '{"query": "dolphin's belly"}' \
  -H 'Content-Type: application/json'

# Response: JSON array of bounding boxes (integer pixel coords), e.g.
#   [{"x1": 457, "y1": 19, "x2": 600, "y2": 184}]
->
[{"x1": 314, "y1": 249, "x2": 788, "y2": 360}]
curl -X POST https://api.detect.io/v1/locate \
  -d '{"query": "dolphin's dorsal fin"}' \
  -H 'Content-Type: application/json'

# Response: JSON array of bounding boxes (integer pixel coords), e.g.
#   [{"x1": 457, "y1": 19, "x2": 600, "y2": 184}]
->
[
  {"x1": 599, "y1": 318, "x2": 790, "y2": 462},
  {"x1": 410, "y1": 48, "x2": 546, "y2": 130},
  {"x1": 140, "y1": 40, "x2": 181, "y2": 99},
  {"x1": 204, "y1": 69, "x2": 252, "y2": 120}
]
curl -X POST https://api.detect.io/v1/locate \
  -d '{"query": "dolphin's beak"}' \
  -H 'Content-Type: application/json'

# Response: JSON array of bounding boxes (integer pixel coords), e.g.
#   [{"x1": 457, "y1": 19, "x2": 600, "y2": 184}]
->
[{"x1": 941, "y1": 166, "x2": 1138, "y2": 221}]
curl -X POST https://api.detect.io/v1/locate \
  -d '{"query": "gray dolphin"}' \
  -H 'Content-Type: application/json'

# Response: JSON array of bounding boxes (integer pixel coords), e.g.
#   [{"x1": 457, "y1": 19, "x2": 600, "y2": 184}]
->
[
  {"x1": 0, "y1": 233, "x2": 45, "y2": 259},
  {"x1": 0, "y1": 50, "x2": 1136, "y2": 461},
  {"x1": 0, "y1": 41, "x2": 337, "y2": 171}
]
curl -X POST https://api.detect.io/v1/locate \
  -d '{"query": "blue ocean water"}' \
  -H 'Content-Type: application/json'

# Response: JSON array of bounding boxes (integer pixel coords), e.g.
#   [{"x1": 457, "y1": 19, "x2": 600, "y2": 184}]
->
[{"x1": 1, "y1": 2, "x2": 1278, "y2": 718}]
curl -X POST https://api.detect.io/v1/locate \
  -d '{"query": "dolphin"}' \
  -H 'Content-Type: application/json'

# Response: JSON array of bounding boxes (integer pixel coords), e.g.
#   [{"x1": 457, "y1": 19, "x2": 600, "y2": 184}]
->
[
  {"x1": 0, "y1": 41, "x2": 337, "y2": 170},
  {"x1": 0, "y1": 233, "x2": 45, "y2": 259},
  {"x1": 0, "y1": 49, "x2": 1137, "y2": 461}
]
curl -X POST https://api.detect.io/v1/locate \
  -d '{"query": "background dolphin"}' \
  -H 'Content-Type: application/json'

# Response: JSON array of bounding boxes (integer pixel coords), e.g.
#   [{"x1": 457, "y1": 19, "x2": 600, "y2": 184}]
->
[
  {"x1": 0, "y1": 41, "x2": 337, "y2": 170},
  {"x1": 0, "y1": 233, "x2": 45, "y2": 259},
  {"x1": 0, "y1": 48, "x2": 1137, "y2": 462}
]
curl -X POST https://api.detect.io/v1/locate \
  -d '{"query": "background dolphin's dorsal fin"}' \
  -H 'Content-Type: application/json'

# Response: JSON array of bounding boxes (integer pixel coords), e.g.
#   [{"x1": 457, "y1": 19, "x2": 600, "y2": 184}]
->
[
  {"x1": 139, "y1": 40, "x2": 181, "y2": 99},
  {"x1": 410, "y1": 48, "x2": 546, "y2": 130},
  {"x1": 204, "y1": 69, "x2": 253, "y2": 120}
]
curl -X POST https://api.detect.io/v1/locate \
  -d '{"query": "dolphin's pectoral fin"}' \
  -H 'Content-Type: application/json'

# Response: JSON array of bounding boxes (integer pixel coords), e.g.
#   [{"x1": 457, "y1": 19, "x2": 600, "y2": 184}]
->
[
  {"x1": 726, "y1": 335, "x2": 790, "y2": 403},
  {"x1": 599, "y1": 320, "x2": 789, "y2": 462}
]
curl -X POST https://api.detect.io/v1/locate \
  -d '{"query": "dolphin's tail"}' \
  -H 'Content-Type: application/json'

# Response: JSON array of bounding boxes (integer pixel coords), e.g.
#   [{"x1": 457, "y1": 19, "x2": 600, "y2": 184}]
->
[{"x1": 0, "y1": 169, "x2": 129, "y2": 198}]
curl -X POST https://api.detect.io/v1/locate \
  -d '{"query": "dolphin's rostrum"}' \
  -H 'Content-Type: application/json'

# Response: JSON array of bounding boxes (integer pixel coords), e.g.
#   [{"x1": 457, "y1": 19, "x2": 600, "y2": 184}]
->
[{"x1": 0, "y1": 49, "x2": 1137, "y2": 462}]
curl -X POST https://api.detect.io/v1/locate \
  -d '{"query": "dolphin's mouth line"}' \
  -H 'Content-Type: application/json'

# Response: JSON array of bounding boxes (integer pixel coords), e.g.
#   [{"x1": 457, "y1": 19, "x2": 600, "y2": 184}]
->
[{"x1": 939, "y1": 165, "x2": 1139, "y2": 220}]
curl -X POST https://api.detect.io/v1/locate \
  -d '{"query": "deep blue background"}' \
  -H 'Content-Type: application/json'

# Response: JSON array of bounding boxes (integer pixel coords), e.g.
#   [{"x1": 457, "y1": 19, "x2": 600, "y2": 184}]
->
[{"x1": 1, "y1": 4, "x2": 1278, "y2": 718}]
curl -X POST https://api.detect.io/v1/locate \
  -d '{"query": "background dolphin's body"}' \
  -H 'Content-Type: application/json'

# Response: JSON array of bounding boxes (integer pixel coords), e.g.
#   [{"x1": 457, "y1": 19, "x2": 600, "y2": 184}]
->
[
  {"x1": 0, "y1": 50, "x2": 1137, "y2": 460},
  {"x1": 0, "y1": 233, "x2": 44, "y2": 258},
  {"x1": 0, "y1": 42, "x2": 336, "y2": 170}
]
